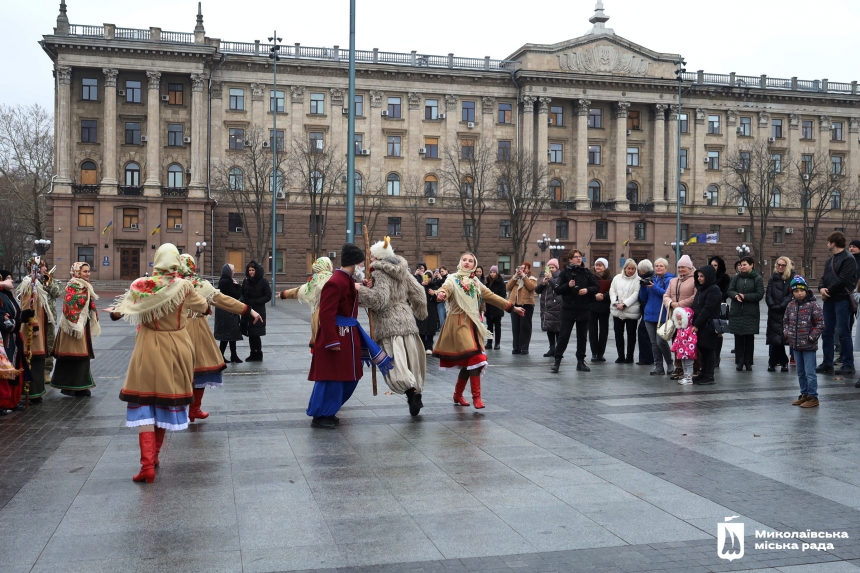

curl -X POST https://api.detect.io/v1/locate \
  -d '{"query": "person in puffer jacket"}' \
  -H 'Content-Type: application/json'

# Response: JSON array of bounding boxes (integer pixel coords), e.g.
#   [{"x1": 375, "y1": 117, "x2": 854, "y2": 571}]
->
[
  {"x1": 670, "y1": 307, "x2": 697, "y2": 385},
  {"x1": 609, "y1": 258, "x2": 642, "y2": 363},
  {"x1": 783, "y1": 276, "x2": 824, "y2": 408}
]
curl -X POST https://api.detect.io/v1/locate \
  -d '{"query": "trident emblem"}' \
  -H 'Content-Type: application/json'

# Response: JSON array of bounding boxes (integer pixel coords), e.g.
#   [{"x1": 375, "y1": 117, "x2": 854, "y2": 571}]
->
[{"x1": 717, "y1": 516, "x2": 744, "y2": 561}]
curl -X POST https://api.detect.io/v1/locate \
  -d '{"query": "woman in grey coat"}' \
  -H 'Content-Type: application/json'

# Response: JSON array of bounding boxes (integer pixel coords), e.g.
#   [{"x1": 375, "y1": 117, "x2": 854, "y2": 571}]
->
[{"x1": 535, "y1": 258, "x2": 563, "y2": 357}]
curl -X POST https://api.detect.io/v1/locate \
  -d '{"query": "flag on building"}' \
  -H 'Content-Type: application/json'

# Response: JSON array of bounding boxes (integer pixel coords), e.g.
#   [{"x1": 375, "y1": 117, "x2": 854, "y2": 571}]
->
[
  {"x1": 697, "y1": 233, "x2": 707, "y2": 243},
  {"x1": 622, "y1": 238, "x2": 630, "y2": 246},
  {"x1": 706, "y1": 233, "x2": 719, "y2": 244},
  {"x1": 150, "y1": 224, "x2": 162, "y2": 236},
  {"x1": 687, "y1": 235, "x2": 698, "y2": 244},
  {"x1": 101, "y1": 221, "x2": 113, "y2": 235}
]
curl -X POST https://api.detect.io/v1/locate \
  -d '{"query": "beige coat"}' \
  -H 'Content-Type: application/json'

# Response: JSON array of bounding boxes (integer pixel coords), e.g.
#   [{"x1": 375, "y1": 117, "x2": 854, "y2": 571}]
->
[
  {"x1": 506, "y1": 275, "x2": 537, "y2": 306},
  {"x1": 433, "y1": 281, "x2": 512, "y2": 361},
  {"x1": 188, "y1": 293, "x2": 249, "y2": 373}
]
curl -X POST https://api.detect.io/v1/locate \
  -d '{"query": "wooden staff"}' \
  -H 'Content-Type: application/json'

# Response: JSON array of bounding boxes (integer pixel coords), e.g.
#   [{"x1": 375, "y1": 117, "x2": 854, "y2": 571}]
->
[{"x1": 362, "y1": 225, "x2": 378, "y2": 396}]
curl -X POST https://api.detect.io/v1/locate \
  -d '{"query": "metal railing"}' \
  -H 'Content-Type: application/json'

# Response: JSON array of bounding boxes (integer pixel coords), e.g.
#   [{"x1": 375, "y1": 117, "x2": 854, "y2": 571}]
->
[
  {"x1": 71, "y1": 183, "x2": 100, "y2": 194},
  {"x1": 681, "y1": 70, "x2": 857, "y2": 95},
  {"x1": 161, "y1": 30, "x2": 193, "y2": 43},
  {"x1": 69, "y1": 24, "x2": 103, "y2": 37},
  {"x1": 161, "y1": 187, "x2": 189, "y2": 197},
  {"x1": 630, "y1": 202, "x2": 655, "y2": 212},
  {"x1": 592, "y1": 201, "x2": 617, "y2": 211},
  {"x1": 115, "y1": 27, "x2": 150, "y2": 40},
  {"x1": 119, "y1": 186, "x2": 143, "y2": 196},
  {"x1": 550, "y1": 201, "x2": 577, "y2": 210}
]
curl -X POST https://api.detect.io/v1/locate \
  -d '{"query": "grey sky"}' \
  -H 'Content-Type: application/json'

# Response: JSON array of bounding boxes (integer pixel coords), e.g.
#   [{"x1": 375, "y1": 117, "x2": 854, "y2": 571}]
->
[{"x1": 3, "y1": 0, "x2": 859, "y2": 112}]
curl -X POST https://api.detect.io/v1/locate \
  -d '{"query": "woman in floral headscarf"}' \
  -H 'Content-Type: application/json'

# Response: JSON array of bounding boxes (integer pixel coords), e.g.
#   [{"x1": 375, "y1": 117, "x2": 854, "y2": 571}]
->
[
  {"x1": 49, "y1": 262, "x2": 100, "y2": 398},
  {"x1": 278, "y1": 256, "x2": 333, "y2": 349},
  {"x1": 432, "y1": 253, "x2": 525, "y2": 409}
]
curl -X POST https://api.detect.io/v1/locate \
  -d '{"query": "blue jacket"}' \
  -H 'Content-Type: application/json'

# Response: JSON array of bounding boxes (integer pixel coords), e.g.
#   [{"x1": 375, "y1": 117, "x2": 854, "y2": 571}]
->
[{"x1": 640, "y1": 272, "x2": 674, "y2": 322}]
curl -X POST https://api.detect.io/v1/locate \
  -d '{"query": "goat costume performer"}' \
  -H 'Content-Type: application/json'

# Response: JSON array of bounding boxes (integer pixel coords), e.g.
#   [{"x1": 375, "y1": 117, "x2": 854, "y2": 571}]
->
[
  {"x1": 279, "y1": 256, "x2": 334, "y2": 349},
  {"x1": 49, "y1": 262, "x2": 100, "y2": 397},
  {"x1": 433, "y1": 253, "x2": 523, "y2": 408},
  {"x1": 357, "y1": 237, "x2": 428, "y2": 416}
]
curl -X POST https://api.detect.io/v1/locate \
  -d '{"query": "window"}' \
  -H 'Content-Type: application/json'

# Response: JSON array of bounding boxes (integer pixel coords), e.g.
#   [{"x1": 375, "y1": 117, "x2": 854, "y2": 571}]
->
[
  {"x1": 310, "y1": 131, "x2": 324, "y2": 153},
  {"x1": 772, "y1": 119, "x2": 783, "y2": 139},
  {"x1": 679, "y1": 113, "x2": 689, "y2": 133},
  {"x1": 353, "y1": 217, "x2": 363, "y2": 237},
  {"x1": 229, "y1": 128, "x2": 244, "y2": 150},
  {"x1": 461, "y1": 139, "x2": 474, "y2": 160},
  {"x1": 424, "y1": 137, "x2": 439, "y2": 159},
  {"x1": 270, "y1": 90, "x2": 285, "y2": 112},
  {"x1": 706, "y1": 184, "x2": 719, "y2": 206},
  {"x1": 229, "y1": 88, "x2": 244, "y2": 110},
  {"x1": 588, "y1": 145, "x2": 601, "y2": 165},
  {"x1": 167, "y1": 124, "x2": 183, "y2": 146},
  {"x1": 832, "y1": 190, "x2": 842, "y2": 209},
  {"x1": 709, "y1": 225, "x2": 721, "y2": 241},
  {"x1": 832, "y1": 156, "x2": 843, "y2": 175},
  {"x1": 387, "y1": 97, "x2": 401, "y2": 118},
  {"x1": 497, "y1": 255, "x2": 511, "y2": 275},
  {"x1": 770, "y1": 188, "x2": 781, "y2": 208},
  {"x1": 678, "y1": 183, "x2": 687, "y2": 205},
  {"x1": 596, "y1": 220, "x2": 608, "y2": 240},
  {"x1": 270, "y1": 169, "x2": 284, "y2": 193},
  {"x1": 309, "y1": 170, "x2": 322, "y2": 194},
  {"x1": 588, "y1": 108, "x2": 602, "y2": 128},
  {"x1": 801, "y1": 190, "x2": 811, "y2": 208},
  {"x1": 270, "y1": 250, "x2": 284, "y2": 273},
  {"x1": 802, "y1": 154, "x2": 813, "y2": 174},
  {"x1": 556, "y1": 219, "x2": 569, "y2": 239},
  {"x1": 588, "y1": 180, "x2": 601, "y2": 203},
  {"x1": 309, "y1": 215, "x2": 325, "y2": 235},
  {"x1": 124, "y1": 162, "x2": 140, "y2": 186},
  {"x1": 460, "y1": 176, "x2": 474, "y2": 198},
  {"x1": 354, "y1": 134, "x2": 363, "y2": 154},
  {"x1": 498, "y1": 103, "x2": 512, "y2": 124},
  {"x1": 707, "y1": 150, "x2": 720, "y2": 170},
  {"x1": 738, "y1": 188, "x2": 749, "y2": 207},
  {"x1": 270, "y1": 129, "x2": 284, "y2": 151},
  {"x1": 167, "y1": 209, "x2": 182, "y2": 230},
  {"x1": 77, "y1": 246, "x2": 95, "y2": 267},
  {"x1": 424, "y1": 175, "x2": 437, "y2": 197},
  {"x1": 708, "y1": 115, "x2": 720, "y2": 134},
  {"x1": 498, "y1": 140, "x2": 511, "y2": 160},
  {"x1": 78, "y1": 206, "x2": 94, "y2": 228},
  {"x1": 774, "y1": 226, "x2": 784, "y2": 244},
  {"x1": 739, "y1": 151, "x2": 751, "y2": 172},
  {"x1": 310, "y1": 92, "x2": 325, "y2": 114},
  {"x1": 550, "y1": 106, "x2": 563, "y2": 127},
  {"x1": 228, "y1": 212, "x2": 243, "y2": 232},
  {"x1": 550, "y1": 143, "x2": 563, "y2": 163},
  {"x1": 82, "y1": 78, "x2": 97, "y2": 101},
  {"x1": 424, "y1": 99, "x2": 438, "y2": 120},
  {"x1": 743, "y1": 228, "x2": 753, "y2": 242},
  {"x1": 771, "y1": 154, "x2": 782, "y2": 173},
  {"x1": 126, "y1": 80, "x2": 141, "y2": 103},
  {"x1": 463, "y1": 219, "x2": 474, "y2": 238},
  {"x1": 497, "y1": 177, "x2": 510, "y2": 199},
  {"x1": 167, "y1": 83, "x2": 183, "y2": 105},
  {"x1": 738, "y1": 117, "x2": 751, "y2": 137},
  {"x1": 462, "y1": 101, "x2": 475, "y2": 122},
  {"x1": 549, "y1": 179, "x2": 562, "y2": 201},
  {"x1": 167, "y1": 164, "x2": 183, "y2": 188},
  {"x1": 353, "y1": 172, "x2": 362, "y2": 195},
  {"x1": 81, "y1": 161, "x2": 97, "y2": 184},
  {"x1": 125, "y1": 122, "x2": 141, "y2": 145},
  {"x1": 387, "y1": 135, "x2": 401, "y2": 157},
  {"x1": 355, "y1": 94, "x2": 364, "y2": 116},
  {"x1": 275, "y1": 213, "x2": 284, "y2": 234},
  {"x1": 627, "y1": 110, "x2": 640, "y2": 131},
  {"x1": 802, "y1": 120, "x2": 813, "y2": 139},
  {"x1": 626, "y1": 182, "x2": 639, "y2": 203},
  {"x1": 388, "y1": 216, "x2": 402, "y2": 236},
  {"x1": 229, "y1": 167, "x2": 244, "y2": 190},
  {"x1": 679, "y1": 149, "x2": 688, "y2": 169},
  {"x1": 81, "y1": 120, "x2": 97, "y2": 142},
  {"x1": 426, "y1": 217, "x2": 439, "y2": 237},
  {"x1": 634, "y1": 221, "x2": 646, "y2": 241},
  {"x1": 680, "y1": 224, "x2": 689, "y2": 242},
  {"x1": 387, "y1": 173, "x2": 400, "y2": 196},
  {"x1": 499, "y1": 220, "x2": 511, "y2": 238},
  {"x1": 122, "y1": 208, "x2": 139, "y2": 229},
  {"x1": 832, "y1": 121, "x2": 843, "y2": 141},
  {"x1": 627, "y1": 147, "x2": 640, "y2": 166}
]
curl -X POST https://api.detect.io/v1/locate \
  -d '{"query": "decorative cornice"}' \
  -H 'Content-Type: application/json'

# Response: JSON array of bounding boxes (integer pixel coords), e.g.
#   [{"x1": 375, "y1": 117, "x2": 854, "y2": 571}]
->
[
  {"x1": 819, "y1": 115, "x2": 832, "y2": 131},
  {"x1": 668, "y1": 104, "x2": 680, "y2": 121},
  {"x1": 850, "y1": 118, "x2": 860, "y2": 134},
  {"x1": 758, "y1": 111, "x2": 770, "y2": 127},
  {"x1": 407, "y1": 92, "x2": 422, "y2": 110},
  {"x1": 694, "y1": 108, "x2": 705, "y2": 124},
  {"x1": 537, "y1": 97, "x2": 551, "y2": 114},
  {"x1": 725, "y1": 109, "x2": 737, "y2": 126},
  {"x1": 369, "y1": 90, "x2": 384, "y2": 107},
  {"x1": 789, "y1": 113, "x2": 800, "y2": 130},
  {"x1": 290, "y1": 85, "x2": 305, "y2": 103},
  {"x1": 190, "y1": 73, "x2": 206, "y2": 92},
  {"x1": 653, "y1": 103, "x2": 668, "y2": 120},
  {"x1": 481, "y1": 96, "x2": 495, "y2": 115},
  {"x1": 102, "y1": 68, "x2": 118, "y2": 87},
  {"x1": 576, "y1": 99, "x2": 591, "y2": 116},
  {"x1": 521, "y1": 95, "x2": 537, "y2": 114},
  {"x1": 250, "y1": 83, "x2": 264, "y2": 101},
  {"x1": 330, "y1": 88, "x2": 345, "y2": 106},
  {"x1": 146, "y1": 71, "x2": 162, "y2": 90},
  {"x1": 56, "y1": 65, "x2": 72, "y2": 86},
  {"x1": 444, "y1": 94, "x2": 458, "y2": 111},
  {"x1": 210, "y1": 81, "x2": 224, "y2": 98},
  {"x1": 614, "y1": 101, "x2": 630, "y2": 118}
]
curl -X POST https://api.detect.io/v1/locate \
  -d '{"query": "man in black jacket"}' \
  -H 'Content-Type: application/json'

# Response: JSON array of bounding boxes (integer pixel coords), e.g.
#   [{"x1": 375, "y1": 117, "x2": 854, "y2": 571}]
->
[
  {"x1": 551, "y1": 249, "x2": 598, "y2": 373},
  {"x1": 817, "y1": 232, "x2": 857, "y2": 374}
]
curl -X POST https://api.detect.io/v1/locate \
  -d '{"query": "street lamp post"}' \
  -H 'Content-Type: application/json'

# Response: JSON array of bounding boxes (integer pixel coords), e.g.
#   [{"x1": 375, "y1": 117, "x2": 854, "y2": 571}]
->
[
  {"x1": 34, "y1": 239, "x2": 52, "y2": 256},
  {"x1": 268, "y1": 33, "x2": 282, "y2": 306},
  {"x1": 536, "y1": 234, "x2": 552, "y2": 270},
  {"x1": 345, "y1": 0, "x2": 357, "y2": 243},
  {"x1": 736, "y1": 244, "x2": 751, "y2": 258},
  {"x1": 674, "y1": 57, "x2": 687, "y2": 268},
  {"x1": 195, "y1": 241, "x2": 207, "y2": 274}
]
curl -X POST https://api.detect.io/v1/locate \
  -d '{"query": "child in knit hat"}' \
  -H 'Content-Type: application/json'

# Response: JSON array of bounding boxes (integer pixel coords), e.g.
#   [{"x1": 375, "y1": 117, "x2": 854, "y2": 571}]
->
[{"x1": 783, "y1": 275, "x2": 824, "y2": 408}]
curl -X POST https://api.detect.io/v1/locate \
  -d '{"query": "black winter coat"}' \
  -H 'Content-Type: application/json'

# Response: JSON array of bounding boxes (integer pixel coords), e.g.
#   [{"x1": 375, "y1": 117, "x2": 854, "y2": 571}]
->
[
  {"x1": 240, "y1": 261, "x2": 271, "y2": 337},
  {"x1": 554, "y1": 265, "x2": 598, "y2": 322},
  {"x1": 727, "y1": 269, "x2": 764, "y2": 335},
  {"x1": 765, "y1": 272, "x2": 792, "y2": 345},
  {"x1": 415, "y1": 282, "x2": 438, "y2": 336},
  {"x1": 484, "y1": 276, "x2": 508, "y2": 319},
  {"x1": 708, "y1": 256, "x2": 731, "y2": 302},
  {"x1": 819, "y1": 249, "x2": 857, "y2": 300},
  {"x1": 589, "y1": 270, "x2": 613, "y2": 315},
  {"x1": 535, "y1": 272, "x2": 563, "y2": 332},
  {"x1": 692, "y1": 265, "x2": 723, "y2": 351},
  {"x1": 214, "y1": 264, "x2": 243, "y2": 341}
]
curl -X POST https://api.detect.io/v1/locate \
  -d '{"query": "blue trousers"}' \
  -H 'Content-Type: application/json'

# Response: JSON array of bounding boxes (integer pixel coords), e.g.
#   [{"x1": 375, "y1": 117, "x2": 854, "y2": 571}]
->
[
  {"x1": 822, "y1": 299, "x2": 854, "y2": 368},
  {"x1": 306, "y1": 380, "x2": 358, "y2": 418},
  {"x1": 794, "y1": 350, "x2": 818, "y2": 397}
]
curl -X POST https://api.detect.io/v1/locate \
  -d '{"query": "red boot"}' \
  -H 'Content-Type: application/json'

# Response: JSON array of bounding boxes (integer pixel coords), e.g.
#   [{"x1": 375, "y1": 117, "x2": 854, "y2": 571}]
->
[
  {"x1": 153, "y1": 427, "x2": 166, "y2": 467},
  {"x1": 132, "y1": 432, "x2": 157, "y2": 483},
  {"x1": 453, "y1": 377, "x2": 470, "y2": 406},
  {"x1": 470, "y1": 376, "x2": 485, "y2": 409},
  {"x1": 188, "y1": 388, "x2": 209, "y2": 422}
]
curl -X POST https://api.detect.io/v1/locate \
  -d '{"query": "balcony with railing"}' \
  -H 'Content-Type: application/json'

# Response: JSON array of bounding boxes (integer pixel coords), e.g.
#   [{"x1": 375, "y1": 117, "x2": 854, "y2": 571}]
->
[
  {"x1": 161, "y1": 187, "x2": 188, "y2": 197},
  {"x1": 630, "y1": 202, "x2": 655, "y2": 212},
  {"x1": 681, "y1": 71, "x2": 858, "y2": 95},
  {"x1": 118, "y1": 186, "x2": 143, "y2": 196},
  {"x1": 71, "y1": 183, "x2": 99, "y2": 195},
  {"x1": 592, "y1": 201, "x2": 617, "y2": 211},
  {"x1": 550, "y1": 200, "x2": 577, "y2": 210}
]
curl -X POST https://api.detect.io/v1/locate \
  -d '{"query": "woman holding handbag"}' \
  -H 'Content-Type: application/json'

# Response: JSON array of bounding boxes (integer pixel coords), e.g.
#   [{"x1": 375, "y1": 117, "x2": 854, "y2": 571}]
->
[{"x1": 692, "y1": 265, "x2": 723, "y2": 384}]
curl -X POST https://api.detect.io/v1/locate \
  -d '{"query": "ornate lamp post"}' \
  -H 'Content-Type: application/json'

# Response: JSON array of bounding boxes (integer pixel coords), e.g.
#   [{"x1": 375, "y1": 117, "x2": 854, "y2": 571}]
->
[
  {"x1": 34, "y1": 239, "x2": 52, "y2": 256},
  {"x1": 736, "y1": 244, "x2": 751, "y2": 258},
  {"x1": 195, "y1": 241, "x2": 207, "y2": 274}
]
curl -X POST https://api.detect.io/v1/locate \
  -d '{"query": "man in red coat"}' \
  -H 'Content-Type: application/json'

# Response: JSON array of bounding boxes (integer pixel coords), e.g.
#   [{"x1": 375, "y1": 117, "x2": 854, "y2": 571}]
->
[{"x1": 306, "y1": 243, "x2": 365, "y2": 429}]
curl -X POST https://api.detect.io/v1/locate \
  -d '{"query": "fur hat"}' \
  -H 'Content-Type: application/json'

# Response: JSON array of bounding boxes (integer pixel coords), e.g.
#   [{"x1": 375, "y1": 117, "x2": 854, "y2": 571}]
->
[
  {"x1": 677, "y1": 255, "x2": 694, "y2": 269},
  {"x1": 370, "y1": 236, "x2": 396, "y2": 261},
  {"x1": 672, "y1": 306, "x2": 693, "y2": 328},
  {"x1": 340, "y1": 243, "x2": 365, "y2": 267}
]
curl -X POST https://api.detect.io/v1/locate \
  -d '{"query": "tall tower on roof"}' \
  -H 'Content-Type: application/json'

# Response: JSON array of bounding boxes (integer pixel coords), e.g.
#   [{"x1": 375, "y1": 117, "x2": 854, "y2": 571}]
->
[
  {"x1": 194, "y1": 2, "x2": 205, "y2": 34},
  {"x1": 588, "y1": 1, "x2": 615, "y2": 36},
  {"x1": 55, "y1": 0, "x2": 69, "y2": 34}
]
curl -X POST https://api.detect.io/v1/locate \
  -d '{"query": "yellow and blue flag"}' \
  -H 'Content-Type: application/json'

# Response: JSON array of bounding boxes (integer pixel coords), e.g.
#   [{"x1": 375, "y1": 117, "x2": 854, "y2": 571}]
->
[
  {"x1": 622, "y1": 238, "x2": 630, "y2": 246},
  {"x1": 101, "y1": 220, "x2": 113, "y2": 235},
  {"x1": 150, "y1": 224, "x2": 162, "y2": 236}
]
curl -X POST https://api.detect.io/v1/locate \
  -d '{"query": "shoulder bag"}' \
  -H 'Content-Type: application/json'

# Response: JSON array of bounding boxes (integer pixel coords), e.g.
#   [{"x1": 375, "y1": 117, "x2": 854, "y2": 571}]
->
[
  {"x1": 657, "y1": 303, "x2": 675, "y2": 341},
  {"x1": 708, "y1": 302, "x2": 730, "y2": 334}
]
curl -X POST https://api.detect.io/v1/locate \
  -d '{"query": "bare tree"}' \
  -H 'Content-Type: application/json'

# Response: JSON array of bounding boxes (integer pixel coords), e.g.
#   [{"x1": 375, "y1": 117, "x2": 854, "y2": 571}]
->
[
  {"x1": 0, "y1": 104, "x2": 54, "y2": 244},
  {"x1": 439, "y1": 137, "x2": 497, "y2": 254},
  {"x1": 354, "y1": 173, "x2": 388, "y2": 245},
  {"x1": 402, "y1": 174, "x2": 425, "y2": 264},
  {"x1": 212, "y1": 126, "x2": 282, "y2": 263},
  {"x1": 0, "y1": 178, "x2": 32, "y2": 273},
  {"x1": 496, "y1": 149, "x2": 550, "y2": 266},
  {"x1": 723, "y1": 141, "x2": 788, "y2": 266},
  {"x1": 840, "y1": 184, "x2": 860, "y2": 241},
  {"x1": 285, "y1": 136, "x2": 346, "y2": 260}
]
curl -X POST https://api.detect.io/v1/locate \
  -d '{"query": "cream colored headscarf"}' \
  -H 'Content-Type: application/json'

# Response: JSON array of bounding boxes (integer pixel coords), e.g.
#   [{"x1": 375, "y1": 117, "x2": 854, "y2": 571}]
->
[
  {"x1": 112, "y1": 243, "x2": 193, "y2": 325},
  {"x1": 298, "y1": 256, "x2": 333, "y2": 312},
  {"x1": 179, "y1": 254, "x2": 217, "y2": 303},
  {"x1": 442, "y1": 254, "x2": 490, "y2": 341}
]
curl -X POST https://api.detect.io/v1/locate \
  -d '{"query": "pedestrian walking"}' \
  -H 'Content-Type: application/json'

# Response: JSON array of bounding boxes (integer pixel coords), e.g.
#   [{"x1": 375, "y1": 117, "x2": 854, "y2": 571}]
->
[
  {"x1": 640, "y1": 258, "x2": 675, "y2": 375},
  {"x1": 215, "y1": 263, "x2": 244, "y2": 363},
  {"x1": 507, "y1": 264, "x2": 537, "y2": 354},
  {"x1": 552, "y1": 250, "x2": 598, "y2": 373},
  {"x1": 609, "y1": 259, "x2": 642, "y2": 363},
  {"x1": 817, "y1": 231, "x2": 857, "y2": 375},
  {"x1": 766, "y1": 256, "x2": 793, "y2": 372},
  {"x1": 588, "y1": 258, "x2": 612, "y2": 362},
  {"x1": 692, "y1": 265, "x2": 722, "y2": 385},
  {"x1": 535, "y1": 259, "x2": 562, "y2": 357},
  {"x1": 240, "y1": 261, "x2": 271, "y2": 362},
  {"x1": 784, "y1": 276, "x2": 823, "y2": 408}
]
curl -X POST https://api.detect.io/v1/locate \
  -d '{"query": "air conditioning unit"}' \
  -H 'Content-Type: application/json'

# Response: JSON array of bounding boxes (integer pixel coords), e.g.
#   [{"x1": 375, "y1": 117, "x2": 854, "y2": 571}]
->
[
  {"x1": 235, "y1": 227, "x2": 243, "y2": 233},
  {"x1": 438, "y1": 113, "x2": 446, "y2": 119},
  {"x1": 340, "y1": 175, "x2": 348, "y2": 182},
  {"x1": 785, "y1": 228, "x2": 794, "y2": 234},
  {"x1": 315, "y1": 140, "x2": 323, "y2": 150},
  {"x1": 680, "y1": 168, "x2": 685, "y2": 174},
  {"x1": 262, "y1": 141, "x2": 270, "y2": 148},
  {"x1": 183, "y1": 136, "x2": 191, "y2": 144},
  {"x1": 802, "y1": 174, "x2": 810, "y2": 180},
  {"x1": 465, "y1": 199, "x2": 473, "y2": 206},
  {"x1": 276, "y1": 190, "x2": 286, "y2": 199},
  {"x1": 118, "y1": 89, "x2": 126, "y2": 96},
  {"x1": 360, "y1": 149, "x2": 370, "y2": 155},
  {"x1": 381, "y1": 110, "x2": 389, "y2": 117},
  {"x1": 243, "y1": 140, "x2": 251, "y2": 147},
  {"x1": 548, "y1": 119, "x2": 553, "y2": 125},
  {"x1": 736, "y1": 127, "x2": 743, "y2": 135},
  {"x1": 174, "y1": 224, "x2": 182, "y2": 230},
  {"x1": 626, "y1": 129, "x2": 632, "y2": 136},
  {"x1": 767, "y1": 137, "x2": 776, "y2": 143},
  {"x1": 140, "y1": 135, "x2": 148, "y2": 142},
  {"x1": 418, "y1": 147, "x2": 427, "y2": 155},
  {"x1": 626, "y1": 167, "x2": 632, "y2": 174},
  {"x1": 130, "y1": 223, "x2": 138, "y2": 229},
  {"x1": 832, "y1": 174, "x2": 840, "y2": 181},
  {"x1": 737, "y1": 227, "x2": 744, "y2": 233},
  {"x1": 738, "y1": 206, "x2": 746, "y2": 215},
  {"x1": 703, "y1": 157, "x2": 709, "y2": 163},
  {"x1": 427, "y1": 197, "x2": 436, "y2": 204},
  {"x1": 328, "y1": 251, "x2": 337, "y2": 259},
  {"x1": 161, "y1": 95, "x2": 169, "y2": 102},
  {"x1": 467, "y1": 122, "x2": 475, "y2": 129},
  {"x1": 342, "y1": 108, "x2": 349, "y2": 115}
]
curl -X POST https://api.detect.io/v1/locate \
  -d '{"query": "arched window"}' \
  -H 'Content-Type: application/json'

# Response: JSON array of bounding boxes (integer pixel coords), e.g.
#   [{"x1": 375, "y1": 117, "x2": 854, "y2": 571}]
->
[
  {"x1": 387, "y1": 173, "x2": 400, "y2": 196},
  {"x1": 705, "y1": 184, "x2": 719, "y2": 206},
  {"x1": 353, "y1": 172, "x2": 362, "y2": 195},
  {"x1": 626, "y1": 182, "x2": 639, "y2": 203},
  {"x1": 549, "y1": 179, "x2": 562, "y2": 201},
  {"x1": 770, "y1": 187, "x2": 782, "y2": 208},
  {"x1": 81, "y1": 161, "x2": 97, "y2": 185},
  {"x1": 460, "y1": 175, "x2": 473, "y2": 198},
  {"x1": 497, "y1": 177, "x2": 510, "y2": 199},
  {"x1": 124, "y1": 162, "x2": 140, "y2": 186},
  {"x1": 423, "y1": 175, "x2": 437, "y2": 197},
  {"x1": 167, "y1": 164, "x2": 183, "y2": 188},
  {"x1": 588, "y1": 180, "x2": 601, "y2": 203},
  {"x1": 678, "y1": 183, "x2": 687, "y2": 205},
  {"x1": 270, "y1": 169, "x2": 284, "y2": 193},
  {"x1": 229, "y1": 167, "x2": 244, "y2": 190},
  {"x1": 831, "y1": 189, "x2": 842, "y2": 209},
  {"x1": 310, "y1": 170, "x2": 323, "y2": 194}
]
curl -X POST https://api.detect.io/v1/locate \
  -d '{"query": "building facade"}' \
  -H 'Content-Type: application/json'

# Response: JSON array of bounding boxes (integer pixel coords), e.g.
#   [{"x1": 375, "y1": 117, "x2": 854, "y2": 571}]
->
[{"x1": 42, "y1": 2, "x2": 860, "y2": 282}]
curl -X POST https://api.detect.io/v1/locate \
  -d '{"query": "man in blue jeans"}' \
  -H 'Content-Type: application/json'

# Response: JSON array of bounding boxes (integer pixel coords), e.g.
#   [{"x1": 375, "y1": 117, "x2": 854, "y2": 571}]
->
[{"x1": 816, "y1": 231, "x2": 857, "y2": 375}]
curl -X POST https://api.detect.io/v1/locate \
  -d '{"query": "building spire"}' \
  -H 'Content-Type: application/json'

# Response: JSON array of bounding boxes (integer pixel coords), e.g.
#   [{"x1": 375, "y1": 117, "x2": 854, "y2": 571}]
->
[
  {"x1": 55, "y1": 0, "x2": 70, "y2": 34},
  {"x1": 194, "y1": 2, "x2": 205, "y2": 33},
  {"x1": 588, "y1": 1, "x2": 615, "y2": 36}
]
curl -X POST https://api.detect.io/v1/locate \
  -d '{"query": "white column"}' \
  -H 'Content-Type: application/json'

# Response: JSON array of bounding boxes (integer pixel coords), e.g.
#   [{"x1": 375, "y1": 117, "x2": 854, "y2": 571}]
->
[
  {"x1": 652, "y1": 104, "x2": 667, "y2": 208},
  {"x1": 536, "y1": 97, "x2": 550, "y2": 189},
  {"x1": 190, "y1": 73, "x2": 206, "y2": 192},
  {"x1": 55, "y1": 65, "x2": 72, "y2": 184},
  {"x1": 849, "y1": 119, "x2": 859, "y2": 183},
  {"x1": 614, "y1": 101, "x2": 630, "y2": 209},
  {"x1": 819, "y1": 115, "x2": 831, "y2": 156},
  {"x1": 666, "y1": 105, "x2": 679, "y2": 207},
  {"x1": 101, "y1": 68, "x2": 119, "y2": 187},
  {"x1": 575, "y1": 98, "x2": 590, "y2": 207},
  {"x1": 143, "y1": 71, "x2": 162, "y2": 194},
  {"x1": 520, "y1": 95, "x2": 536, "y2": 160},
  {"x1": 693, "y1": 108, "x2": 705, "y2": 202}
]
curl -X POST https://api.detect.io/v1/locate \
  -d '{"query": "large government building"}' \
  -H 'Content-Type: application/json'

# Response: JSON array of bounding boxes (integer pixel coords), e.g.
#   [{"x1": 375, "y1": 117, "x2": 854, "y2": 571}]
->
[{"x1": 41, "y1": 1, "x2": 860, "y2": 282}]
